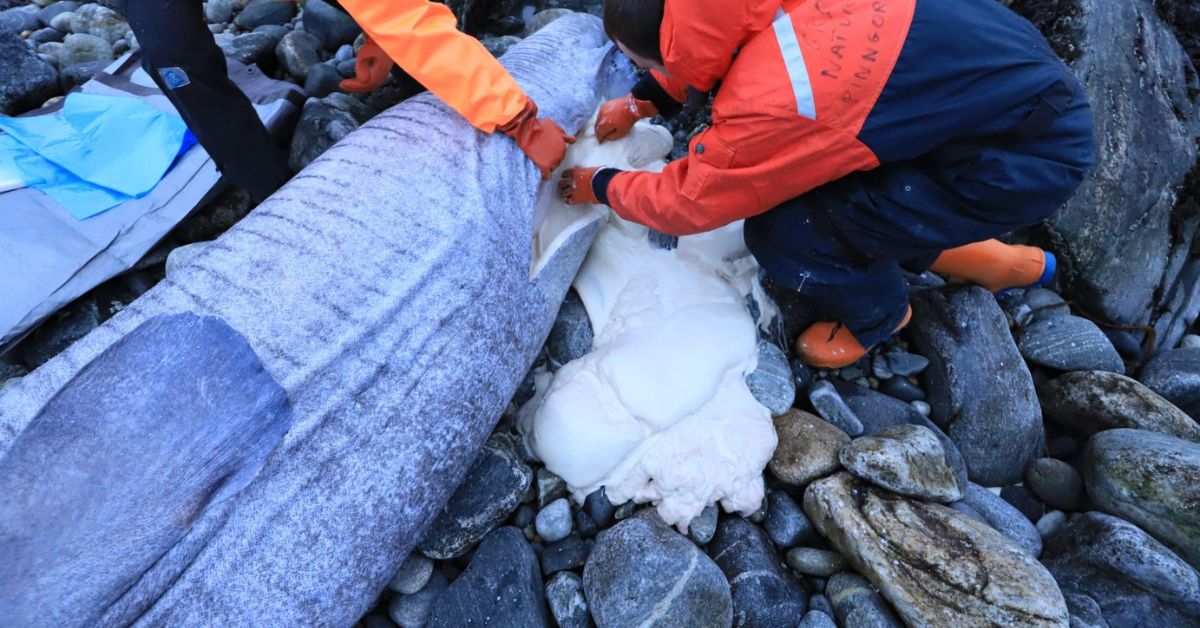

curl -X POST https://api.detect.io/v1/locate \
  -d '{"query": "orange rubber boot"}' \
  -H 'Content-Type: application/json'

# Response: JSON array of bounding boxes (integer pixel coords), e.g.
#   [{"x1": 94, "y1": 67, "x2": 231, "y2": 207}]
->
[
  {"x1": 797, "y1": 306, "x2": 913, "y2": 369},
  {"x1": 931, "y1": 240, "x2": 1052, "y2": 292}
]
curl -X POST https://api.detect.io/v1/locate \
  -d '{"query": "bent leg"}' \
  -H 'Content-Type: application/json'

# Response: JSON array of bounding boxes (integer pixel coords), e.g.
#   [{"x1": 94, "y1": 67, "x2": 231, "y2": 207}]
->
[{"x1": 120, "y1": 0, "x2": 291, "y2": 201}]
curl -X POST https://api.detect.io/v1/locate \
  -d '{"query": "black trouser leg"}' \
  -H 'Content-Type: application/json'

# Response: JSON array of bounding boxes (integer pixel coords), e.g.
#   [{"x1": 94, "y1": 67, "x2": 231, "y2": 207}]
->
[{"x1": 119, "y1": 0, "x2": 291, "y2": 202}]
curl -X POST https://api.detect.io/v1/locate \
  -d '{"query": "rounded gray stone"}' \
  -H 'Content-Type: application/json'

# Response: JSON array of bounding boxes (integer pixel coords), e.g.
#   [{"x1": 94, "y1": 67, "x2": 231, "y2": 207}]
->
[
  {"x1": 535, "y1": 498, "x2": 572, "y2": 543},
  {"x1": 808, "y1": 379, "x2": 864, "y2": 436},
  {"x1": 388, "y1": 552, "x2": 434, "y2": 595},
  {"x1": 1024, "y1": 457, "x2": 1083, "y2": 512},
  {"x1": 839, "y1": 423, "x2": 963, "y2": 502},
  {"x1": 745, "y1": 340, "x2": 796, "y2": 416},
  {"x1": 1040, "y1": 370, "x2": 1200, "y2": 442},
  {"x1": 959, "y1": 483, "x2": 1042, "y2": 557},
  {"x1": 785, "y1": 548, "x2": 848, "y2": 577},
  {"x1": 1018, "y1": 315, "x2": 1125, "y2": 374},
  {"x1": 545, "y1": 571, "x2": 590, "y2": 628},
  {"x1": 1140, "y1": 347, "x2": 1200, "y2": 419}
]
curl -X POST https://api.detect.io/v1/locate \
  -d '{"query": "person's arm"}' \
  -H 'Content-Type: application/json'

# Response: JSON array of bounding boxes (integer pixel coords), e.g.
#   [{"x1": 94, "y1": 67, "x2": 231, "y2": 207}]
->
[
  {"x1": 584, "y1": 118, "x2": 880, "y2": 236},
  {"x1": 595, "y1": 72, "x2": 689, "y2": 142},
  {"x1": 338, "y1": 0, "x2": 526, "y2": 133}
]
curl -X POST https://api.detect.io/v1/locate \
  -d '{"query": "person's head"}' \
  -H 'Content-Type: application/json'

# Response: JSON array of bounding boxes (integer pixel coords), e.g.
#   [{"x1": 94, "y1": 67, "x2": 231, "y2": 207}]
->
[{"x1": 604, "y1": 0, "x2": 666, "y2": 71}]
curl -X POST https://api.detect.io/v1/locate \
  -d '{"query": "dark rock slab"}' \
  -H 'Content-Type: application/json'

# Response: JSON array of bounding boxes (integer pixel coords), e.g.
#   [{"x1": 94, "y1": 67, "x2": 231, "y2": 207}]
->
[
  {"x1": 745, "y1": 339, "x2": 796, "y2": 416},
  {"x1": 304, "y1": 62, "x2": 342, "y2": 98},
  {"x1": 288, "y1": 94, "x2": 362, "y2": 172},
  {"x1": 709, "y1": 517, "x2": 809, "y2": 627},
  {"x1": 545, "y1": 571, "x2": 591, "y2": 628},
  {"x1": 584, "y1": 517, "x2": 732, "y2": 627},
  {"x1": 1024, "y1": 457, "x2": 1083, "y2": 512},
  {"x1": 426, "y1": 527, "x2": 549, "y2": 628},
  {"x1": 584, "y1": 487, "x2": 615, "y2": 528},
  {"x1": 219, "y1": 31, "x2": 279, "y2": 69},
  {"x1": 1018, "y1": 315, "x2": 1125, "y2": 374},
  {"x1": 0, "y1": 29, "x2": 58, "y2": 115},
  {"x1": 547, "y1": 289, "x2": 592, "y2": 365},
  {"x1": 276, "y1": 30, "x2": 322, "y2": 82},
  {"x1": 1041, "y1": 370, "x2": 1200, "y2": 441},
  {"x1": 824, "y1": 573, "x2": 903, "y2": 628},
  {"x1": 0, "y1": 314, "x2": 292, "y2": 626},
  {"x1": 302, "y1": 0, "x2": 361, "y2": 50},
  {"x1": 808, "y1": 379, "x2": 864, "y2": 436},
  {"x1": 1041, "y1": 512, "x2": 1200, "y2": 627},
  {"x1": 418, "y1": 434, "x2": 532, "y2": 559},
  {"x1": 540, "y1": 533, "x2": 590, "y2": 576},
  {"x1": 1083, "y1": 429, "x2": 1200, "y2": 567},
  {"x1": 1001, "y1": 484, "x2": 1046, "y2": 523},
  {"x1": 235, "y1": 0, "x2": 295, "y2": 29},
  {"x1": 1008, "y1": 0, "x2": 1200, "y2": 354},
  {"x1": 763, "y1": 488, "x2": 815, "y2": 549},
  {"x1": 908, "y1": 285, "x2": 1044, "y2": 486},
  {"x1": 1139, "y1": 348, "x2": 1200, "y2": 419},
  {"x1": 959, "y1": 483, "x2": 1043, "y2": 557}
]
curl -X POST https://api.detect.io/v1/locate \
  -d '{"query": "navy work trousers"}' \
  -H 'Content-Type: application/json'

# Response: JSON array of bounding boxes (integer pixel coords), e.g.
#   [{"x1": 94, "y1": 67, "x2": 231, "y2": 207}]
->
[
  {"x1": 744, "y1": 78, "x2": 1095, "y2": 349},
  {"x1": 119, "y1": 0, "x2": 292, "y2": 202}
]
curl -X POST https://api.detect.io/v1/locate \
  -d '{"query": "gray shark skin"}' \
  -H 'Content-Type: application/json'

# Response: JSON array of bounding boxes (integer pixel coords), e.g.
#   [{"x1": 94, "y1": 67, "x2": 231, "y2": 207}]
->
[
  {"x1": 0, "y1": 14, "x2": 632, "y2": 626},
  {"x1": 0, "y1": 313, "x2": 293, "y2": 627}
]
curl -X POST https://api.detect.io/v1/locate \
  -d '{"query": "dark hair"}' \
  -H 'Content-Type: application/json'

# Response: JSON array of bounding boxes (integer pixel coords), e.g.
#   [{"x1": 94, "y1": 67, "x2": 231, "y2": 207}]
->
[{"x1": 603, "y1": 0, "x2": 666, "y2": 65}]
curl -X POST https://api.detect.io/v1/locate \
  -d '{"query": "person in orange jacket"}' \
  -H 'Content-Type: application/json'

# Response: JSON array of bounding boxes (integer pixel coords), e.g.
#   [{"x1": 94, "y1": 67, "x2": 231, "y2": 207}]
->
[
  {"x1": 336, "y1": 0, "x2": 574, "y2": 179},
  {"x1": 120, "y1": 0, "x2": 572, "y2": 205},
  {"x1": 560, "y1": 0, "x2": 1094, "y2": 368}
]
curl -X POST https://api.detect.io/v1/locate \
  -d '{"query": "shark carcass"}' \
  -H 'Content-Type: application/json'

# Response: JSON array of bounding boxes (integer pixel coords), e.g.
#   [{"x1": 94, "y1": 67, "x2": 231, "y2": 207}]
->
[{"x1": 0, "y1": 14, "x2": 632, "y2": 626}]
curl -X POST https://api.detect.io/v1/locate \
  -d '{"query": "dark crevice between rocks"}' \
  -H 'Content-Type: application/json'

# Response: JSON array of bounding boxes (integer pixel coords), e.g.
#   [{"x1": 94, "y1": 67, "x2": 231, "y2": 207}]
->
[{"x1": 1007, "y1": 0, "x2": 1086, "y2": 66}]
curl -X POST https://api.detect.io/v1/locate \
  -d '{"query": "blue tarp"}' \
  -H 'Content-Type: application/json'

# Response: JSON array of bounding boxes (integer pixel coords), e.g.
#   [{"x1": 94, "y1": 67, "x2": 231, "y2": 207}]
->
[{"x1": 0, "y1": 93, "x2": 195, "y2": 219}]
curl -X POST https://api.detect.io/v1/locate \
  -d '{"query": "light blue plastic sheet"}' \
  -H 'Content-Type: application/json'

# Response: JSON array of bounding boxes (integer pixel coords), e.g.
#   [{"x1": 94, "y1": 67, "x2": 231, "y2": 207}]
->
[{"x1": 0, "y1": 93, "x2": 194, "y2": 219}]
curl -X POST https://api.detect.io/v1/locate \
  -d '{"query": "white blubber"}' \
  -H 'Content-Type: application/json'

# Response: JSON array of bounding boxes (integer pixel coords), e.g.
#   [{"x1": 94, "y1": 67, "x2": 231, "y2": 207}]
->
[{"x1": 520, "y1": 117, "x2": 777, "y2": 530}]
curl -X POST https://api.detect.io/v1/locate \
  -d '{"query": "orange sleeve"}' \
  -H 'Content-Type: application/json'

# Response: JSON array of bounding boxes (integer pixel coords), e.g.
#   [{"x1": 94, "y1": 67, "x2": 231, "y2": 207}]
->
[
  {"x1": 338, "y1": 0, "x2": 528, "y2": 132},
  {"x1": 608, "y1": 115, "x2": 879, "y2": 236},
  {"x1": 659, "y1": 0, "x2": 780, "y2": 92}
]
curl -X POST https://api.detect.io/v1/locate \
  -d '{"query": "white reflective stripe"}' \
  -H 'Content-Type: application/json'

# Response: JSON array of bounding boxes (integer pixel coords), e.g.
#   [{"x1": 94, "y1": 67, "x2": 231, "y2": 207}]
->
[{"x1": 772, "y1": 12, "x2": 817, "y2": 120}]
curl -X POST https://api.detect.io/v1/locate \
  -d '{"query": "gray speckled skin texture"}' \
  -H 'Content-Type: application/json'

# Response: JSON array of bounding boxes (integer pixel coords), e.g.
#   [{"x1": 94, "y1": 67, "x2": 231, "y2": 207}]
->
[{"x1": 0, "y1": 14, "x2": 630, "y2": 626}]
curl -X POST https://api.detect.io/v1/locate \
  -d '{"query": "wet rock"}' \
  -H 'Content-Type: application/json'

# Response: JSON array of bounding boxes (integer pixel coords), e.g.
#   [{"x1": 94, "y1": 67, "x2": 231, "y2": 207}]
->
[
  {"x1": 35, "y1": 1, "x2": 78, "y2": 27},
  {"x1": 276, "y1": 30, "x2": 321, "y2": 82},
  {"x1": 878, "y1": 376, "x2": 924, "y2": 402},
  {"x1": 686, "y1": 504, "x2": 717, "y2": 545},
  {"x1": 204, "y1": 0, "x2": 237, "y2": 24},
  {"x1": 824, "y1": 573, "x2": 903, "y2": 628},
  {"x1": 785, "y1": 548, "x2": 847, "y2": 578},
  {"x1": 839, "y1": 423, "x2": 962, "y2": 502},
  {"x1": 805, "y1": 473, "x2": 1069, "y2": 626},
  {"x1": 769, "y1": 409, "x2": 848, "y2": 487},
  {"x1": 417, "y1": 434, "x2": 533, "y2": 559},
  {"x1": 0, "y1": 6, "x2": 38, "y2": 34},
  {"x1": 547, "y1": 290, "x2": 592, "y2": 366},
  {"x1": 22, "y1": 297, "x2": 100, "y2": 368},
  {"x1": 426, "y1": 527, "x2": 549, "y2": 628},
  {"x1": 235, "y1": 0, "x2": 295, "y2": 30},
  {"x1": 745, "y1": 340, "x2": 795, "y2": 416},
  {"x1": 526, "y1": 8, "x2": 572, "y2": 35},
  {"x1": 797, "y1": 609, "x2": 837, "y2": 628},
  {"x1": 1041, "y1": 512, "x2": 1200, "y2": 627},
  {"x1": 545, "y1": 571, "x2": 591, "y2": 628},
  {"x1": 1024, "y1": 458, "x2": 1083, "y2": 512},
  {"x1": 959, "y1": 483, "x2": 1043, "y2": 557},
  {"x1": 47, "y1": 9, "x2": 71, "y2": 33},
  {"x1": 584, "y1": 517, "x2": 732, "y2": 627},
  {"x1": 536, "y1": 498, "x2": 572, "y2": 543},
  {"x1": 481, "y1": 34, "x2": 521, "y2": 57},
  {"x1": 288, "y1": 95, "x2": 361, "y2": 172},
  {"x1": 1035, "y1": 510, "x2": 1067, "y2": 540},
  {"x1": 540, "y1": 533, "x2": 590, "y2": 575},
  {"x1": 388, "y1": 553, "x2": 434, "y2": 595},
  {"x1": 709, "y1": 517, "x2": 808, "y2": 627},
  {"x1": 218, "y1": 31, "x2": 278, "y2": 68},
  {"x1": 303, "y1": 62, "x2": 342, "y2": 98},
  {"x1": 1018, "y1": 315, "x2": 1125, "y2": 374},
  {"x1": 1009, "y1": 0, "x2": 1200, "y2": 354},
  {"x1": 58, "y1": 32, "x2": 110, "y2": 65},
  {"x1": 68, "y1": 4, "x2": 126, "y2": 43},
  {"x1": 763, "y1": 488, "x2": 814, "y2": 549},
  {"x1": 908, "y1": 285, "x2": 1043, "y2": 486},
  {"x1": 1083, "y1": 429, "x2": 1200, "y2": 567},
  {"x1": 830, "y1": 382, "x2": 970, "y2": 494},
  {"x1": 808, "y1": 592, "x2": 834, "y2": 618},
  {"x1": 0, "y1": 29, "x2": 58, "y2": 115},
  {"x1": 1040, "y1": 370, "x2": 1200, "y2": 441},
  {"x1": 808, "y1": 379, "x2": 864, "y2": 436},
  {"x1": 1139, "y1": 347, "x2": 1200, "y2": 419},
  {"x1": 574, "y1": 510, "x2": 598, "y2": 539},
  {"x1": 388, "y1": 570, "x2": 448, "y2": 627},
  {"x1": 1001, "y1": 484, "x2": 1046, "y2": 523},
  {"x1": 28, "y1": 26, "x2": 64, "y2": 45},
  {"x1": 884, "y1": 351, "x2": 928, "y2": 377},
  {"x1": 584, "y1": 487, "x2": 615, "y2": 528},
  {"x1": 302, "y1": 0, "x2": 360, "y2": 50}
]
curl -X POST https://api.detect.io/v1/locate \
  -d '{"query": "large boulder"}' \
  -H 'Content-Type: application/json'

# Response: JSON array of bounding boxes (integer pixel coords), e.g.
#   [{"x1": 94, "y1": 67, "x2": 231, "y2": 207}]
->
[
  {"x1": 1041, "y1": 512, "x2": 1200, "y2": 626},
  {"x1": 1139, "y1": 347, "x2": 1200, "y2": 419},
  {"x1": 907, "y1": 286, "x2": 1044, "y2": 485},
  {"x1": 1040, "y1": 370, "x2": 1200, "y2": 441},
  {"x1": 1082, "y1": 428, "x2": 1200, "y2": 568},
  {"x1": 804, "y1": 473, "x2": 1069, "y2": 626},
  {"x1": 584, "y1": 517, "x2": 732, "y2": 627},
  {"x1": 1008, "y1": 0, "x2": 1200, "y2": 354},
  {"x1": 0, "y1": 30, "x2": 58, "y2": 115}
]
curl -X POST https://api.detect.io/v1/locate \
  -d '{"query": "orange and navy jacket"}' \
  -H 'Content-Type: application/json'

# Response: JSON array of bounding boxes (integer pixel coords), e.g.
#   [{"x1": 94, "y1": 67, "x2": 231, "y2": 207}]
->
[
  {"x1": 597, "y1": 0, "x2": 1081, "y2": 236},
  {"x1": 338, "y1": 0, "x2": 528, "y2": 133}
]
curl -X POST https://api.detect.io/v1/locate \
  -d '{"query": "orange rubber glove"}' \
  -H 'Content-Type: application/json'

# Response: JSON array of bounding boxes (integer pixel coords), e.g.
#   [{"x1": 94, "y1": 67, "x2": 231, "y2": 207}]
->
[
  {"x1": 595, "y1": 94, "x2": 659, "y2": 143},
  {"x1": 339, "y1": 36, "x2": 394, "y2": 93},
  {"x1": 499, "y1": 100, "x2": 576, "y2": 180},
  {"x1": 558, "y1": 167, "x2": 599, "y2": 205}
]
